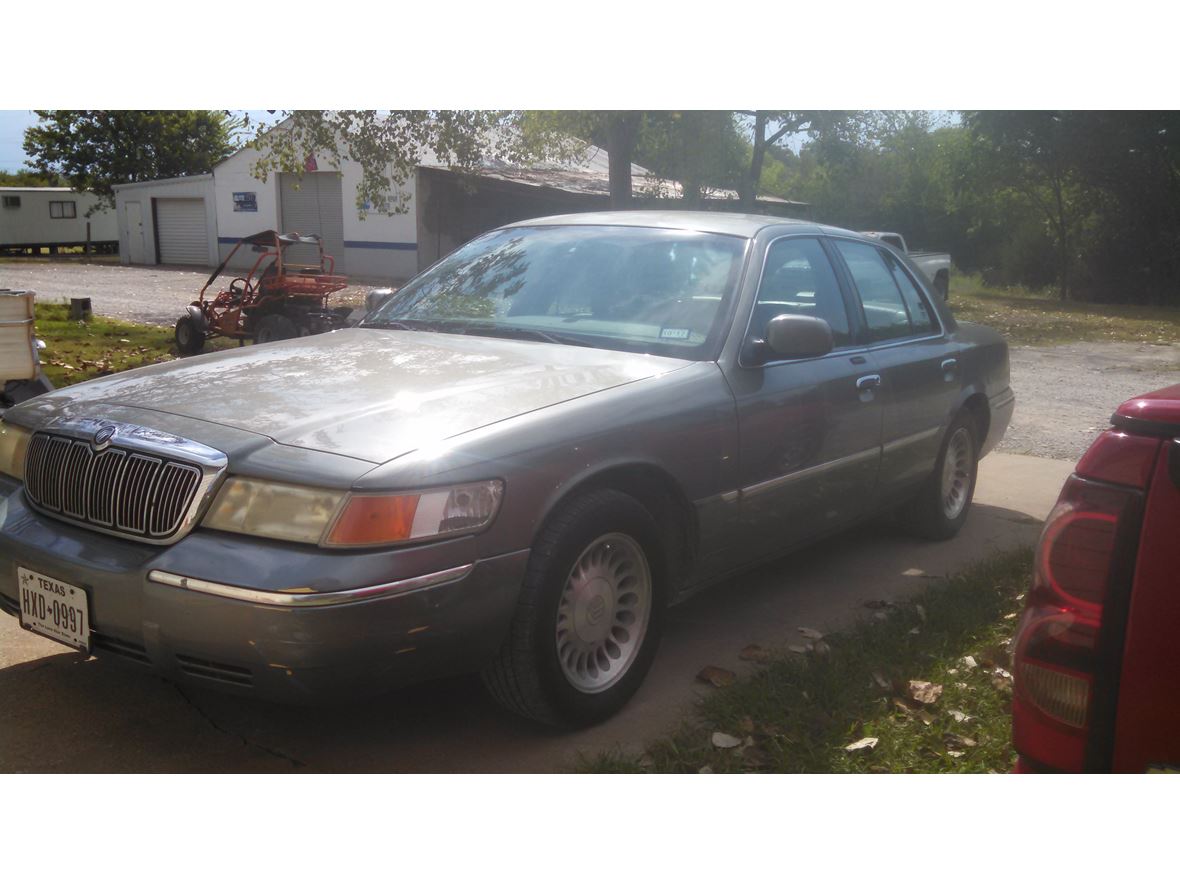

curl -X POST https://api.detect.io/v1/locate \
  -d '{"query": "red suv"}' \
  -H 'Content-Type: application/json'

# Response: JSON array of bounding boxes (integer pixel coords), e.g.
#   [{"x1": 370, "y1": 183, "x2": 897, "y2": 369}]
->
[{"x1": 1012, "y1": 384, "x2": 1180, "y2": 772}]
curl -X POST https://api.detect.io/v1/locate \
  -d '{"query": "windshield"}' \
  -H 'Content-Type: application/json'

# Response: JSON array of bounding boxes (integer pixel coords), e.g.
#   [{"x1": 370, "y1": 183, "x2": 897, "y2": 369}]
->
[{"x1": 364, "y1": 225, "x2": 748, "y2": 359}]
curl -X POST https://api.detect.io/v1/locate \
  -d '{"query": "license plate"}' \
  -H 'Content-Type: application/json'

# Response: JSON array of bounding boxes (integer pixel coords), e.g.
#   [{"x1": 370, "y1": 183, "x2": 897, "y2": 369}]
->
[{"x1": 17, "y1": 567, "x2": 91, "y2": 653}]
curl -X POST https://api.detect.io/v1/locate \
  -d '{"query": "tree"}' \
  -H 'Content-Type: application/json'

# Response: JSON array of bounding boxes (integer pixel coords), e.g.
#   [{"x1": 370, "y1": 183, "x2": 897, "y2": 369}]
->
[
  {"x1": 0, "y1": 167, "x2": 62, "y2": 187},
  {"x1": 251, "y1": 111, "x2": 749, "y2": 215},
  {"x1": 966, "y1": 111, "x2": 1090, "y2": 300},
  {"x1": 520, "y1": 111, "x2": 648, "y2": 207},
  {"x1": 737, "y1": 111, "x2": 867, "y2": 209},
  {"x1": 249, "y1": 110, "x2": 543, "y2": 216},
  {"x1": 22, "y1": 111, "x2": 240, "y2": 211},
  {"x1": 634, "y1": 111, "x2": 747, "y2": 206}
]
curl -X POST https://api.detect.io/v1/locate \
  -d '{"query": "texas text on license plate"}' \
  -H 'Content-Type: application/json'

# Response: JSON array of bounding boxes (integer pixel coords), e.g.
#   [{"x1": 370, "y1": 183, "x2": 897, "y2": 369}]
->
[{"x1": 17, "y1": 567, "x2": 91, "y2": 653}]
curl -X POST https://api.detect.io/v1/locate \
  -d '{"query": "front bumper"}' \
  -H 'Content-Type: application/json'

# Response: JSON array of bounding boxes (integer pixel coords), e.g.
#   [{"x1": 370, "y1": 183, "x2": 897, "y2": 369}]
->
[{"x1": 0, "y1": 476, "x2": 529, "y2": 702}]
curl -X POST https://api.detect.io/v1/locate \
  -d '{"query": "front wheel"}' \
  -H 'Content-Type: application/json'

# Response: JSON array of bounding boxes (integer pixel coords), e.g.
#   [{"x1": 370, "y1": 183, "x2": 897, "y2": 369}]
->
[
  {"x1": 174, "y1": 314, "x2": 205, "y2": 356},
  {"x1": 902, "y1": 411, "x2": 978, "y2": 540},
  {"x1": 482, "y1": 489, "x2": 666, "y2": 727}
]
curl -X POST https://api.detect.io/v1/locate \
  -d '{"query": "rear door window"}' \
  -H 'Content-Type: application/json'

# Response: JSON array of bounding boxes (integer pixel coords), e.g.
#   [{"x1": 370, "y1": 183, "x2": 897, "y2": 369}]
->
[
  {"x1": 883, "y1": 252, "x2": 938, "y2": 335},
  {"x1": 834, "y1": 240, "x2": 913, "y2": 343}
]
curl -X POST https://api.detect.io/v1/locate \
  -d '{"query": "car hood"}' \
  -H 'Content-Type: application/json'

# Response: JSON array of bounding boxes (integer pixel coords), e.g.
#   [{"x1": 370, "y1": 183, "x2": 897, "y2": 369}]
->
[{"x1": 21, "y1": 328, "x2": 689, "y2": 464}]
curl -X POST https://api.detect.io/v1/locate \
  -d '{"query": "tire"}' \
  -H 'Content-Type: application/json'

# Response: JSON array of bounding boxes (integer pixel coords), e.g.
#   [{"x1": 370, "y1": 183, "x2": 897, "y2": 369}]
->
[
  {"x1": 935, "y1": 273, "x2": 950, "y2": 302},
  {"x1": 482, "y1": 489, "x2": 667, "y2": 728},
  {"x1": 254, "y1": 313, "x2": 299, "y2": 344},
  {"x1": 902, "y1": 410, "x2": 979, "y2": 541},
  {"x1": 174, "y1": 314, "x2": 205, "y2": 356}
]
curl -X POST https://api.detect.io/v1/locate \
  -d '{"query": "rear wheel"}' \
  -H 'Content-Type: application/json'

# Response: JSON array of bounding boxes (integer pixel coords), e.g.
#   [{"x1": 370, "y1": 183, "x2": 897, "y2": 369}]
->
[
  {"x1": 902, "y1": 410, "x2": 979, "y2": 540},
  {"x1": 254, "y1": 314, "x2": 299, "y2": 344},
  {"x1": 174, "y1": 314, "x2": 205, "y2": 356},
  {"x1": 482, "y1": 489, "x2": 666, "y2": 727}
]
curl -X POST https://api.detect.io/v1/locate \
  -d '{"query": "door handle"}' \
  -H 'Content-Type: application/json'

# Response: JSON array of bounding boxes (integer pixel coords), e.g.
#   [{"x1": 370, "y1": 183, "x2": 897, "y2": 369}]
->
[
  {"x1": 941, "y1": 358, "x2": 959, "y2": 381},
  {"x1": 856, "y1": 374, "x2": 882, "y2": 391}
]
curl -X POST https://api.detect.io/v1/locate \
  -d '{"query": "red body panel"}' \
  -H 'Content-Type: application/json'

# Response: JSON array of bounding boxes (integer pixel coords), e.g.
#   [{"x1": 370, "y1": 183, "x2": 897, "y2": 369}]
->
[
  {"x1": 1114, "y1": 383, "x2": 1180, "y2": 427},
  {"x1": 1111, "y1": 447, "x2": 1180, "y2": 771},
  {"x1": 1013, "y1": 385, "x2": 1180, "y2": 772}
]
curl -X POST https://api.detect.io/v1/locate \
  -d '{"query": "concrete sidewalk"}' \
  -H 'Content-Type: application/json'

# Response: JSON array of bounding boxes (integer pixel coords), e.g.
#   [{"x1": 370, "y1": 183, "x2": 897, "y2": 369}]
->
[{"x1": 0, "y1": 453, "x2": 1074, "y2": 773}]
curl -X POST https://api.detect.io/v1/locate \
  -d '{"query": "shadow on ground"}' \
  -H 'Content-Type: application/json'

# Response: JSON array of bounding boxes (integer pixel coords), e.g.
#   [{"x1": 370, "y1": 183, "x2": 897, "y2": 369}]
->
[{"x1": 1, "y1": 501, "x2": 1046, "y2": 773}]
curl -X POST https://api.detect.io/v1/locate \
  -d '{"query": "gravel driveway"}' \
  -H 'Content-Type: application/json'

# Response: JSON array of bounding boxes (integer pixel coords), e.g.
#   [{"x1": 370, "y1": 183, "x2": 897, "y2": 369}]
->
[
  {"x1": 0, "y1": 261, "x2": 377, "y2": 326},
  {"x1": 1000, "y1": 341, "x2": 1180, "y2": 460},
  {"x1": 2, "y1": 261, "x2": 1176, "y2": 460}
]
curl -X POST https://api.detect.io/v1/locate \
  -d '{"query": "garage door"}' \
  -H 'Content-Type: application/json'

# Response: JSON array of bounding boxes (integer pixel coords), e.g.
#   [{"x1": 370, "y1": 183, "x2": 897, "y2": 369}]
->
[
  {"x1": 155, "y1": 198, "x2": 208, "y2": 265},
  {"x1": 279, "y1": 173, "x2": 345, "y2": 272}
]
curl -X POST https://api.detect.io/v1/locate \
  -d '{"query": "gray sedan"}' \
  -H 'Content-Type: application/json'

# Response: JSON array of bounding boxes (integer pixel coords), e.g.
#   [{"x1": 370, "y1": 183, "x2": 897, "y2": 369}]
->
[{"x1": 0, "y1": 212, "x2": 1013, "y2": 726}]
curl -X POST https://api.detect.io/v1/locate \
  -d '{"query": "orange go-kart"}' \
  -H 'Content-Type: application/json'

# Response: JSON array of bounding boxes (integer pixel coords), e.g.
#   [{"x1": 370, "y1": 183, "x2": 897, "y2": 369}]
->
[{"x1": 174, "y1": 230, "x2": 351, "y2": 356}]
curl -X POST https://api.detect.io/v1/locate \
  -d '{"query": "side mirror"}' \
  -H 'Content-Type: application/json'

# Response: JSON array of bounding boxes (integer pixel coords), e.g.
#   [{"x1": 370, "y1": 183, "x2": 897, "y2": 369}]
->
[{"x1": 748, "y1": 314, "x2": 834, "y2": 364}]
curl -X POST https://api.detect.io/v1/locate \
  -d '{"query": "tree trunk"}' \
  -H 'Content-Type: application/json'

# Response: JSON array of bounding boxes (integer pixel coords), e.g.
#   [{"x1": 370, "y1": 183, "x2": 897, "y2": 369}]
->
[
  {"x1": 740, "y1": 112, "x2": 768, "y2": 211},
  {"x1": 605, "y1": 113, "x2": 643, "y2": 209},
  {"x1": 1053, "y1": 178, "x2": 1071, "y2": 300}
]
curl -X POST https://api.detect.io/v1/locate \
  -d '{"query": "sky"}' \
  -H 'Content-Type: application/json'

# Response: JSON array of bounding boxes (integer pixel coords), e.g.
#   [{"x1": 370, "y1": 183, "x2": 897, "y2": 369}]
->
[{"x1": 0, "y1": 110, "x2": 37, "y2": 171}]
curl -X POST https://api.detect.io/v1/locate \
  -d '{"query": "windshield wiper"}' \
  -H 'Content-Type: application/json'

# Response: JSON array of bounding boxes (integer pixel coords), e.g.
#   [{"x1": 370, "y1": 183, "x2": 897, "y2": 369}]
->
[
  {"x1": 454, "y1": 323, "x2": 591, "y2": 348},
  {"x1": 361, "y1": 317, "x2": 445, "y2": 332}
]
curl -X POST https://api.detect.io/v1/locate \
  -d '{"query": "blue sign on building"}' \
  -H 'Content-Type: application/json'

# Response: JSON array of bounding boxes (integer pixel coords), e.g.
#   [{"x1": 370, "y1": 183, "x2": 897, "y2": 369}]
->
[{"x1": 232, "y1": 192, "x2": 257, "y2": 212}]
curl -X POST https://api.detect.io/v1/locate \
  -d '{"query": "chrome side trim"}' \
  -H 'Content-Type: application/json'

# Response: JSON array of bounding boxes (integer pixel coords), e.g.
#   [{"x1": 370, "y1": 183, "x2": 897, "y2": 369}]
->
[
  {"x1": 882, "y1": 426, "x2": 941, "y2": 453},
  {"x1": 741, "y1": 446, "x2": 879, "y2": 500},
  {"x1": 147, "y1": 563, "x2": 474, "y2": 607},
  {"x1": 989, "y1": 388, "x2": 1016, "y2": 410}
]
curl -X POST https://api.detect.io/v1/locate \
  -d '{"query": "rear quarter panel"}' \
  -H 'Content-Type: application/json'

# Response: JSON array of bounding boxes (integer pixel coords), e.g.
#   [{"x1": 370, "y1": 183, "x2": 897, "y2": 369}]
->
[{"x1": 952, "y1": 321, "x2": 1013, "y2": 455}]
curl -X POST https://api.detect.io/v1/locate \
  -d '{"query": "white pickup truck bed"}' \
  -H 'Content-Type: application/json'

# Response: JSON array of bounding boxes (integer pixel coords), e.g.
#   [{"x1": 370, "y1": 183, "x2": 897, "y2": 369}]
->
[{"x1": 861, "y1": 231, "x2": 952, "y2": 300}]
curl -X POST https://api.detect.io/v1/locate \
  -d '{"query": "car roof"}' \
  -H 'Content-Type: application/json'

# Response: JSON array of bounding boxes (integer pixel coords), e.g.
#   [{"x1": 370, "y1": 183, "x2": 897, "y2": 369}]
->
[{"x1": 500, "y1": 210, "x2": 856, "y2": 240}]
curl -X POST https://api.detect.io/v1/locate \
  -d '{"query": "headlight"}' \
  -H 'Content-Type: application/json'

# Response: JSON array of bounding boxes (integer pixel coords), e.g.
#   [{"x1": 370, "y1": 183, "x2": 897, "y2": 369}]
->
[
  {"x1": 201, "y1": 477, "x2": 503, "y2": 548},
  {"x1": 202, "y1": 478, "x2": 346, "y2": 545},
  {"x1": 0, "y1": 422, "x2": 32, "y2": 480}
]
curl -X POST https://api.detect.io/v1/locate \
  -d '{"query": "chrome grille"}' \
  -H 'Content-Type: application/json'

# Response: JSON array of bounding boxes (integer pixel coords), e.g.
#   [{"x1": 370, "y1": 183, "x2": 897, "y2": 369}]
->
[{"x1": 24, "y1": 432, "x2": 203, "y2": 541}]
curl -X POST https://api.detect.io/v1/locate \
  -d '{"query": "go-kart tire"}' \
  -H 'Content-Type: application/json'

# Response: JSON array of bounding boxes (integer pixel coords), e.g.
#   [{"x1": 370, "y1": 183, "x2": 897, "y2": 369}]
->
[
  {"x1": 254, "y1": 314, "x2": 299, "y2": 344},
  {"x1": 174, "y1": 315, "x2": 206, "y2": 356}
]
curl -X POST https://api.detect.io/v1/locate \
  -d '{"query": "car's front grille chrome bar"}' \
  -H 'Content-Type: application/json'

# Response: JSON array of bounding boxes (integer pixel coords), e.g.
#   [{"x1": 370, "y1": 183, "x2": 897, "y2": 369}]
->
[{"x1": 21, "y1": 421, "x2": 226, "y2": 545}]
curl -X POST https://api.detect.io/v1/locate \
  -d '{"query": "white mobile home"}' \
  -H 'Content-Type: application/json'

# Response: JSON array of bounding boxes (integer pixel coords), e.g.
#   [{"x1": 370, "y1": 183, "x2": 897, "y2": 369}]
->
[{"x1": 0, "y1": 187, "x2": 118, "y2": 255}]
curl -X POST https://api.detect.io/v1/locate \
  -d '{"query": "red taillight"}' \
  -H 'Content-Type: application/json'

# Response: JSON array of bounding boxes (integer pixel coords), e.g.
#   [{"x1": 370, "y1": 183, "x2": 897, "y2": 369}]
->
[{"x1": 1012, "y1": 473, "x2": 1145, "y2": 771}]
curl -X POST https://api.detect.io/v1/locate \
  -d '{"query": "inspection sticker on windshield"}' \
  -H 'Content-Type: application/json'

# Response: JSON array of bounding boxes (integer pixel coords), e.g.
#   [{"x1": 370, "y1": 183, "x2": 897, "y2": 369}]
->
[
  {"x1": 17, "y1": 567, "x2": 90, "y2": 653},
  {"x1": 659, "y1": 327, "x2": 691, "y2": 340}
]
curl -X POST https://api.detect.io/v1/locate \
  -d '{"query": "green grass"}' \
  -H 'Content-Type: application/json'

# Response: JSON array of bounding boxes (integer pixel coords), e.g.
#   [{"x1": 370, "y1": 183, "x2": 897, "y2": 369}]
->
[
  {"x1": 577, "y1": 547, "x2": 1033, "y2": 774},
  {"x1": 949, "y1": 272, "x2": 1180, "y2": 346},
  {"x1": 32, "y1": 303, "x2": 234, "y2": 388}
]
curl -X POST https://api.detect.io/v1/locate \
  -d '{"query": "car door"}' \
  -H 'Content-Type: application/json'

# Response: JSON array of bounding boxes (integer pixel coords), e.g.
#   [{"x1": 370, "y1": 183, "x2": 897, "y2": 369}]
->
[
  {"x1": 721, "y1": 235, "x2": 883, "y2": 559},
  {"x1": 830, "y1": 238, "x2": 961, "y2": 496}
]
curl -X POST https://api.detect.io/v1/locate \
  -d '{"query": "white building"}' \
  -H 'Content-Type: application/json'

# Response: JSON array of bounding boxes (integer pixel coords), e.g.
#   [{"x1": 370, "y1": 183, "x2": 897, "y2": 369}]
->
[
  {"x1": 110, "y1": 174, "x2": 218, "y2": 267},
  {"x1": 113, "y1": 132, "x2": 808, "y2": 282},
  {"x1": 0, "y1": 187, "x2": 118, "y2": 254}
]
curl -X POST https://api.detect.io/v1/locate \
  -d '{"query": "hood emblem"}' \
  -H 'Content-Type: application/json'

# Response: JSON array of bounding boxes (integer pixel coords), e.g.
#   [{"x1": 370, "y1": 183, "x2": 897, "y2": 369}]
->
[{"x1": 92, "y1": 423, "x2": 117, "y2": 451}]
